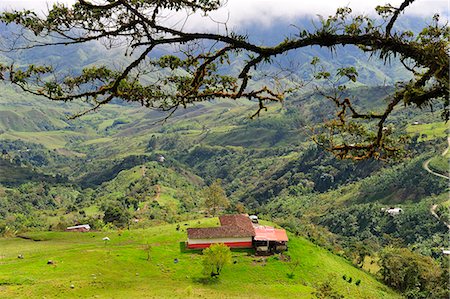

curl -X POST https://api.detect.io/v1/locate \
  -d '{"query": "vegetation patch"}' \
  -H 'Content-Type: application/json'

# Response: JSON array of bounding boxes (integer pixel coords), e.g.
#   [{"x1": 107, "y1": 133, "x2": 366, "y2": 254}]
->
[{"x1": 406, "y1": 122, "x2": 449, "y2": 141}]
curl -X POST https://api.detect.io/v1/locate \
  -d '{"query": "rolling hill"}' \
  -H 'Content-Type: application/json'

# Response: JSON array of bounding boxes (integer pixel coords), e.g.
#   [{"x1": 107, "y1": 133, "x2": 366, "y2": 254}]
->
[{"x1": 0, "y1": 218, "x2": 401, "y2": 299}]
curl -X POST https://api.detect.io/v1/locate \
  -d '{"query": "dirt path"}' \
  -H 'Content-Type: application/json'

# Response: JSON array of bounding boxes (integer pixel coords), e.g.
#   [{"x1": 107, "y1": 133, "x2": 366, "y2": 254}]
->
[
  {"x1": 141, "y1": 165, "x2": 147, "y2": 177},
  {"x1": 425, "y1": 138, "x2": 450, "y2": 229},
  {"x1": 154, "y1": 184, "x2": 161, "y2": 201},
  {"x1": 422, "y1": 137, "x2": 450, "y2": 180},
  {"x1": 423, "y1": 159, "x2": 450, "y2": 180}
]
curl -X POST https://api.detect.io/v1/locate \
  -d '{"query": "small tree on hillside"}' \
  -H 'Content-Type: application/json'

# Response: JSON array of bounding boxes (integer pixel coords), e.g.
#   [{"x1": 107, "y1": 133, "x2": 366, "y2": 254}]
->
[
  {"x1": 143, "y1": 242, "x2": 152, "y2": 261},
  {"x1": 202, "y1": 179, "x2": 230, "y2": 216},
  {"x1": 234, "y1": 202, "x2": 246, "y2": 214},
  {"x1": 202, "y1": 243, "x2": 232, "y2": 278},
  {"x1": 102, "y1": 203, "x2": 131, "y2": 228}
]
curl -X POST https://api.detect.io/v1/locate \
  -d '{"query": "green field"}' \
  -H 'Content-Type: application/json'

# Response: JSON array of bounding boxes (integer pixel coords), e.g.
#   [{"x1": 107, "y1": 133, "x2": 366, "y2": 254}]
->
[
  {"x1": 428, "y1": 155, "x2": 449, "y2": 177},
  {"x1": 406, "y1": 122, "x2": 449, "y2": 141},
  {"x1": 0, "y1": 131, "x2": 86, "y2": 150},
  {"x1": 0, "y1": 219, "x2": 400, "y2": 299}
]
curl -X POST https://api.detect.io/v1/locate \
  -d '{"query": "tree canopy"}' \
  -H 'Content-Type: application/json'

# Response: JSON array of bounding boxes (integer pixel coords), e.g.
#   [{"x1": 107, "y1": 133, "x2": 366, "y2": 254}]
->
[
  {"x1": 380, "y1": 247, "x2": 447, "y2": 298},
  {"x1": 202, "y1": 243, "x2": 232, "y2": 278},
  {"x1": 0, "y1": 0, "x2": 448, "y2": 160},
  {"x1": 202, "y1": 179, "x2": 230, "y2": 216}
]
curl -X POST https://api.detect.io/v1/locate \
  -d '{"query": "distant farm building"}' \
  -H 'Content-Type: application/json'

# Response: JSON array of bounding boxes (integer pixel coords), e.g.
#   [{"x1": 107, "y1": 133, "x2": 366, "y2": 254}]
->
[
  {"x1": 66, "y1": 224, "x2": 91, "y2": 232},
  {"x1": 384, "y1": 208, "x2": 403, "y2": 216},
  {"x1": 187, "y1": 214, "x2": 288, "y2": 253}
]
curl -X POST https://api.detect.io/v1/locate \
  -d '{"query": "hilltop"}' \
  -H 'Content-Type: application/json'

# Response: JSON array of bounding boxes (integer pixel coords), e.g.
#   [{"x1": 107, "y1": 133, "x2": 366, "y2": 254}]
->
[{"x1": 0, "y1": 218, "x2": 401, "y2": 299}]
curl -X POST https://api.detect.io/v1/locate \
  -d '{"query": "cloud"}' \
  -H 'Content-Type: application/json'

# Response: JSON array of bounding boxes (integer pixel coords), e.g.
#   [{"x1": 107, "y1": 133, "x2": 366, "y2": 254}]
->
[
  {"x1": 1, "y1": 0, "x2": 73, "y2": 11},
  {"x1": 1, "y1": 0, "x2": 446, "y2": 28},
  {"x1": 207, "y1": 0, "x2": 448, "y2": 28}
]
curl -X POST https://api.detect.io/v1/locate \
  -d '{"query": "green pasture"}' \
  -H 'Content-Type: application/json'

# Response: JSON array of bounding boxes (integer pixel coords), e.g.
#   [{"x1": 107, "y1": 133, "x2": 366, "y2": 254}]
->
[
  {"x1": 0, "y1": 131, "x2": 86, "y2": 150},
  {"x1": 406, "y1": 122, "x2": 448, "y2": 141},
  {"x1": 0, "y1": 219, "x2": 400, "y2": 299}
]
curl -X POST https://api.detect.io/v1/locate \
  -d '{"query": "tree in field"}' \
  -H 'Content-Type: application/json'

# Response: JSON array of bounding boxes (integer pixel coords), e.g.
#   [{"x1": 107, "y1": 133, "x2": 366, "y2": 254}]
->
[
  {"x1": 0, "y1": 0, "x2": 448, "y2": 160},
  {"x1": 202, "y1": 179, "x2": 230, "y2": 216},
  {"x1": 379, "y1": 247, "x2": 447, "y2": 298},
  {"x1": 202, "y1": 243, "x2": 231, "y2": 278}
]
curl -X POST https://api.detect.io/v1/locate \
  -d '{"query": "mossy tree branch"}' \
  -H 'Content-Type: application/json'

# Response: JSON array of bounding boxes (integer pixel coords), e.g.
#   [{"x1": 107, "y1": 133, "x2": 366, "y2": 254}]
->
[{"x1": 0, "y1": 0, "x2": 448, "y2": 160}]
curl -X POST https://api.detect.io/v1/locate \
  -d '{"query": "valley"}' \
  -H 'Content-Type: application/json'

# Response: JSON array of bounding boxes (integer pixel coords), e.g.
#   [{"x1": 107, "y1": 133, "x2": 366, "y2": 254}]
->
[
  {"x1": 0, "y1": 1, "x2": 449, "y2": 298},
  {"x1": 0, "y1": 83, "x2": 448, "y2": 298}
]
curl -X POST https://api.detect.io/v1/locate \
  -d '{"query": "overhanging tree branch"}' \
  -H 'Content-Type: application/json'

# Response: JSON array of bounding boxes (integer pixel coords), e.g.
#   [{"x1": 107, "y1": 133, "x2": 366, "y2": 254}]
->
[{"x1": 0, "y1": 0, "x2": 447, "y2": 160}]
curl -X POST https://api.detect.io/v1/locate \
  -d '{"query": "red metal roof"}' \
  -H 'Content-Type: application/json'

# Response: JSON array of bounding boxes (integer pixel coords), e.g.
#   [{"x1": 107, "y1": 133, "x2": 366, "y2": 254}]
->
[{"x1": 253, "y1": 226, "x2": 289, "y2": 242}]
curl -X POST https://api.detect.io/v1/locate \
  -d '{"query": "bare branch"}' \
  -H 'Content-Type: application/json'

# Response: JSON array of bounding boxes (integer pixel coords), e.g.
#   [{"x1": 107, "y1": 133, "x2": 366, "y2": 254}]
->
[{"x1": 386, "y1": 0, "x2": 415, "y2": 36}]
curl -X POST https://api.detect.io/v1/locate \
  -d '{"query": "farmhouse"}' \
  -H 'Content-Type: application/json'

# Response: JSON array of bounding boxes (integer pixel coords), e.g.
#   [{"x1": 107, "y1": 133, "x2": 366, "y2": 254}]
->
[
  {"x1": 187, "y1": 214, "x2": 288, "y2": 253},
  {"x1": 187, "y1": 214, "x2": 254, "y2": 249},
  {"x1": 66, "y1": 224, "x2": 91, "y2": 232}
]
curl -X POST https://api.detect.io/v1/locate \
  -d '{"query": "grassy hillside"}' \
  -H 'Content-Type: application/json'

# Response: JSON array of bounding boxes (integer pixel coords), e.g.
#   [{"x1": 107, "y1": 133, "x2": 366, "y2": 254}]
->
[
  {"x1": 0, "y1": 218, "x2": 400, "y2": 299},
  {"x1": 428, "y1": 155, "x2": 449, "y2": 177},
  {"x1": 406, "y1": 122, "x2": 449, "y2": 141}
]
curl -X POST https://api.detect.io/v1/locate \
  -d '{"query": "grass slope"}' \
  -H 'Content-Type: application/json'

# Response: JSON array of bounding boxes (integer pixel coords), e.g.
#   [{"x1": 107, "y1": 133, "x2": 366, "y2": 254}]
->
[
  {"x1": 406, "y1": 122, "x2": 449, "y2": 141},
  {"x1": 428, "y1": 155, "x2": 450, "y2": 177},
  {"x1": 0, "y1": 219, "x2": 400, "y2": 299}
]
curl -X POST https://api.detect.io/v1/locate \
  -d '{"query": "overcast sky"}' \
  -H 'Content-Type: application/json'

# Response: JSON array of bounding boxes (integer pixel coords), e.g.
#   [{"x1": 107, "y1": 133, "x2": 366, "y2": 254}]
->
[{"x1": 1, "y1": 0, "x2": 448, "y2": 28}]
